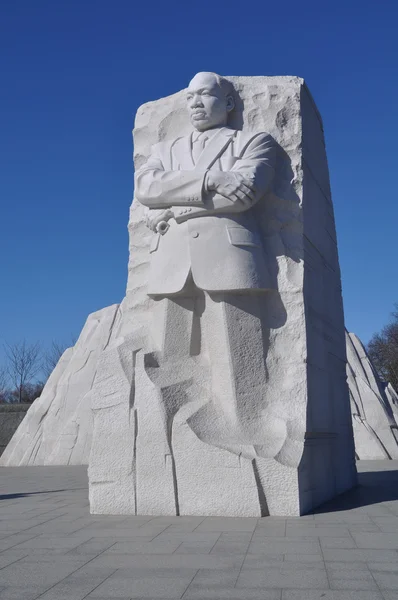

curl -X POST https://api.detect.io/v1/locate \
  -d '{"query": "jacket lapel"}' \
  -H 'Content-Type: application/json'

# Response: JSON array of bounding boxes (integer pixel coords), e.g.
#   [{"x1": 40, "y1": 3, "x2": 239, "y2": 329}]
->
[
  {"x1": 172, "y1": 134, "x2": 195, "y2": 170},
  {"x1": 194, "y1": 127, "x2": 236, "y2": 171}
]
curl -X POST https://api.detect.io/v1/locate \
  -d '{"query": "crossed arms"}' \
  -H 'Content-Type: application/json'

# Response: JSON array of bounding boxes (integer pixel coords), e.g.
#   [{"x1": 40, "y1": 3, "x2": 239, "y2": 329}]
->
[{"x1": 134, "y1": 132, "x2": 275, "y2": 229}]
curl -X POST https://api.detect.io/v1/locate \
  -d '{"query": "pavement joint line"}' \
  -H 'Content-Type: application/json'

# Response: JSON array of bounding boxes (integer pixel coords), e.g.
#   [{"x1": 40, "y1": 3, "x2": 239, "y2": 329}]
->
[
  {"x1": 232, "y1": 519, "x2": 256, "y2": 588},
  {"x1": 318, "y1": 532, "x2": 332, "y2": 591},
  {"x1": 0, "y1": 552, "x2": 30, "y2": 571},
  {"x1": 64, "y1": 535, "x2": 96, "y2": 553},
  {"x1": 365, "y1": 561, "x2": 387, "y2": 599},
  {"x1": 190, "y1": 515, "x2": 208, "y2": 532},
  {"x1": 179, "y1": 568, "x2": 201, "y2": 599},
  {"x1": 148, "y1": 523, "x2": 172, "y2": 540},
  {"x1": 0, "y1": 533, "x2": 42, "y2": 554},
  {"x1": 80, "y1": 568, "x2": 119, "y2": 600},
  {"x1": 32, "y1": 539, "x2": 121, "y2": 599},
  {"x1": 368, "y1": 514, "x2": 386, "y2": 532},
  {"x1": 0, "y1": 511, "x2": 72, "y2": 537}
]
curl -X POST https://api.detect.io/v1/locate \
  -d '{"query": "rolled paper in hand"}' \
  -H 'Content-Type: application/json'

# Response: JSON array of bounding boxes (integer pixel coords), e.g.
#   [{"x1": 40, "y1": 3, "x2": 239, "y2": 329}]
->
[{"x1": 156, "y1": 220, "x2": 170, "y2": 235}]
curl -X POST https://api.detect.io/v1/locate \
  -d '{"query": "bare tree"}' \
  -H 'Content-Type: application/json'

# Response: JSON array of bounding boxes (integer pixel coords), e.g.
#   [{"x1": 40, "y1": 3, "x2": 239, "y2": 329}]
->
[
  {"x1": 0, "y1": 367, "x2": 9, "y2": 402},
  {"x1": 4, "y1": 340, "x2": 42, "y2": 403},
  {"x1": 368, "y1": 304, "x2": 398, "y2": 393},
  {"x1": 43, "y1": 341, "x2": 66, "y2": 379}
]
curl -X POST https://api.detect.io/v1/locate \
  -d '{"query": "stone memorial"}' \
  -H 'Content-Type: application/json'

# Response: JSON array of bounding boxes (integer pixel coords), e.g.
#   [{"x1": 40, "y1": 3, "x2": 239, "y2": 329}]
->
[
  {"x1": 3, "y1": 316, "x2": 397, "y2": 468},
  {"x1": 0, "y1": 305, "x2": 119, "y2": 466},
  {"x1": 87, "y1": 72, "x2": 357, "y2": 517},
  {"x1": 4, "y1": 72, "x2": 371, "y2": 515},
  {"x1": 347, "y1": 331, "x2": 398, "y2": 459}
]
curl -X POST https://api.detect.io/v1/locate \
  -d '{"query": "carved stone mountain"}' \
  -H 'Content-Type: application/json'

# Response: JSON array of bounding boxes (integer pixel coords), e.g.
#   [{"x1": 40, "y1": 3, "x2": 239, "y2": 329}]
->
[{"x1": 2, "y1": 306, "x2": 397, "y2": 469}]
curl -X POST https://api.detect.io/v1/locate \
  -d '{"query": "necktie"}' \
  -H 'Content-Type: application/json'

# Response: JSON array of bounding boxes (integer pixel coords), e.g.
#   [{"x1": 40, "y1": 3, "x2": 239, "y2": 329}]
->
[{"x1": 192, "y1": 133, "x2": 208, "y2": 164}]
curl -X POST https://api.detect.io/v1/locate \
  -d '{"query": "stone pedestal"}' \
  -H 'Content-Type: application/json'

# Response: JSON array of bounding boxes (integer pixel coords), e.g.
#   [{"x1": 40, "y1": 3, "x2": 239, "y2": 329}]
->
[{"x1": 87, "y1": 75, "x2": 357, "y2": 516}]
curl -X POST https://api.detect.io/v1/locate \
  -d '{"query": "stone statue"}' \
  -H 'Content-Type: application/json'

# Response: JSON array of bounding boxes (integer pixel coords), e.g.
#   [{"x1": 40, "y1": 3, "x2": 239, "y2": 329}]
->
[
  {"x1": 87, "y1": 73, "x2": 357, "y2": 517},
  {"x1": 134, "y1": 72, "x2": 290, "y2": 509},
  {"x1": 135, "y1": 72, "x2": 275, "y2": 295}
]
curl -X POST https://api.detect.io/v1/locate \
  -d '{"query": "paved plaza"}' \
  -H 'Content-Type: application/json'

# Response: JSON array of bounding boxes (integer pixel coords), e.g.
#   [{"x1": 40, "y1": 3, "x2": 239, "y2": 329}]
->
[{"x1": 0, "y1": 461, "x2": 398, "y2": 599}]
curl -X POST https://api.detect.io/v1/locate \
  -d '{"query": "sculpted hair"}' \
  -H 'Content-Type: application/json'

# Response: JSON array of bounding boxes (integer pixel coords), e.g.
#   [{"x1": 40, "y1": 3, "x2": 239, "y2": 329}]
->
[{"x1": 195, "y1": 72, "x2": 235, "y2": 100}]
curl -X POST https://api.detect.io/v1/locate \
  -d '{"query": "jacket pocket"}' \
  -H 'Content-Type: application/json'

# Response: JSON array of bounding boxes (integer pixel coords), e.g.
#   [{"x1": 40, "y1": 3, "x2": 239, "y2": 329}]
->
[
  {"x1": 149, "y1": 233, "x2": 160, "y2": 253},
  {"x1": 227, "y1": 226, "x2": 261, "y2": 248}
]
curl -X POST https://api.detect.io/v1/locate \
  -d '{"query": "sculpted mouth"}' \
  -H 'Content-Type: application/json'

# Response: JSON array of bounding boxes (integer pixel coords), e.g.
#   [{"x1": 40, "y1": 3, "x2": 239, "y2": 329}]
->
[{"x1": 192, "y1": 112, "x2": 206, "y2": 118}]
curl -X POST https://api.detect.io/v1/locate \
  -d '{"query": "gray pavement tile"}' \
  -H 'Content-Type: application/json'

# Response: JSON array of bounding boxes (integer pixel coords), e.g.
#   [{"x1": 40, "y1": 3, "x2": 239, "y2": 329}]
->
[
  {"x1": 370, "y1": 518, "x2": 398, "y2": 532},
  {"x1": 31, "y1": 566, "x2": 116, "y2": 600},
  {"x1": 13, "y1": 534, "x2": 93, "y2": 550},
  {"x1": 0, "y1": 585, "x2": 50, "y2": 599},
  {"x1": 236, "y1": 564, "x2": 328, "y2": 589},
  {"x1": 210, "y1": 541, "x2": 250, "y2": 555},
  {"x1": 347, "y1": 525, "x2": 383, "y2": 532},
  {"x1": 68, "y1": 528, "x2": 157, "y2": 539},
  {"x1": 281, "y1": 591, "x2": 384, "y2": 599},
  {"x1": 218, "y1": 531, "x2": 253, "y2": 542},
  {"x1": 184, "y1": 586, "x2": 281, "y2": 599},
  {"x1": 370, "y1": 570, "x2": 398, "y2": 590},
  {"x1": 368, "y1": 563, "x2": 398, "y2": 573},
  {"x1": 0, "y1": 557, "x2": 90, "y2": 587},
  {"x1": 382, "y1": 593, "x2": 398, "y2": 599},
  {"x1": 285, "y1": 525, "x2": 351, "y2": 537},
  {"x1": 0, "y1": 533, "x2": 40, "y2": 550},
  {"x1": 320, "y1": 537, "x2": 357, "y2": 548},
  {"x1": 284, "y1": 554, "x2": 325, "y2": 564},
  {"x1": 86, "y1": 568, "x2": 197, "y2": 598},
  {"x1": 105, "y1": 540, "x2": 182, "y2": 554},
  {"x1": 328, "y1": 569, "x2": 378, "y2": 590},
  {"x1": 66, "y1": 538, "x2": 118, "y2": 555},
  {"x1": 173, "y1": 542, "x2": 214, "y2": 554},
  {"x1": 189, "y1": 567, "x2": 241, "y2": 586},
  {"x1": 254, "y1": 522, "x2": 286, "y2": 536},
  {"x1": 313, "y1": 513, "x2": 375, "y2": 523},
  {"x1": 323, "y1": 549, "x2": 398, "y2": 562},
  {"x1": 88, "y1": 552, "x2": 246, "y2": 570},
  {"x1": 195, "y1": 517, "x2": 258, "y2": 532},
  {"x1": 0, "y1": 549, "x2": 30, "y2": 569},
  {"x1": 351, "y1": 532, "x2": 398, "y2": 549},
  {"x1": 155, "y1": 532, "x2": 220, "y2": 543},
  {"x1": 325, "y1": 561, "x2": 367, "y2": 570},
  {"x1": 248, "y1": 538, "x2": 321, "y2": 555},
  {"x1": 242, "y1": 555, "x2": 288, "y2": 569}
]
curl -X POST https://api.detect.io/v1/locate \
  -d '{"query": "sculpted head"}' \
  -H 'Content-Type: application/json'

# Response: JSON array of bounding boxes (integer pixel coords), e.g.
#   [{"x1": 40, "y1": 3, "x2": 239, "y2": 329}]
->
[{"x1": 186, "y1": 72, "x2": 235, "y2": 132}]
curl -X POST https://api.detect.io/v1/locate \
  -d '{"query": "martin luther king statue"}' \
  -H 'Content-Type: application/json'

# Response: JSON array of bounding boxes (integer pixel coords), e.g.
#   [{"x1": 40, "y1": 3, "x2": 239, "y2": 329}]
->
[{"x1": 88, "y1": 72, "x2": 357, "y2": 517}]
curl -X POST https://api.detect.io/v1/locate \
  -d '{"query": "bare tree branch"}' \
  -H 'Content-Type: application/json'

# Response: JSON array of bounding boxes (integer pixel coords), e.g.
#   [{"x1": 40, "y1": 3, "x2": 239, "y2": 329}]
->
[
  {"x1": 0, "y1": 367, "x2": 9, "y2": 402},
  {"x1": 368, "y1": 304, "x2": 398, "y2": 393},
  {"x1": 4, "y1": 340, "x2": 42, "y2": 403},
  {"x1": 42, "y1": 340, "x2": 70, "y2": 379}
]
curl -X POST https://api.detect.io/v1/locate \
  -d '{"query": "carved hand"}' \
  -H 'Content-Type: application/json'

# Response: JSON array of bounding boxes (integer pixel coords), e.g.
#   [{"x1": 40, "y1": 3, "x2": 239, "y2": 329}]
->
[
  {"x1": 145, "y1": 208, "x2": 174, "y2": 232},
  {"x1": 206, "y1": 172, "x2": 255, "y2": 207}
]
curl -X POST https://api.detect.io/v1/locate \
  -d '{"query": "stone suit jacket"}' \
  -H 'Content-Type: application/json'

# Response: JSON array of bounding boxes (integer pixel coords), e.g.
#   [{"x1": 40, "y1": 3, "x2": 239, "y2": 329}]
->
[{"x1": 134, "y1": 127, "x2": 276, "y2": 295}]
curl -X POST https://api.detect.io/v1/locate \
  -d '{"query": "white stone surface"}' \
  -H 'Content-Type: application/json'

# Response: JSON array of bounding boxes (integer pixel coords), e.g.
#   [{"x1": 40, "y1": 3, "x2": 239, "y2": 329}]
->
[
  {"x1": 88, "y1": 73, "x2": 357, "y2": 516},
  {"x1": 0, "y1": 305, "x2": 119, "y2": 466},
  {"x1": 346, "y1": 330, "x2": 398, "y2": 459}
]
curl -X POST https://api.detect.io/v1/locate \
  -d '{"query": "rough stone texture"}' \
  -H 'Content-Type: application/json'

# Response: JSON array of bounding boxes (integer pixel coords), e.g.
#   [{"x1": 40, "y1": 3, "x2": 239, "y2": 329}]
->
[
  {"x1": 3, "y1": 321, "x2": 397, "y2": 468},
  {"x1": 347, "y1": 330, "x2": 398, "y2": 459},
  {"x1": 0, "y1": 404, "x2": 30, "y2": 456},
  {"x1": 88, "y1": 75, "x2": 356, "y2": 517},
  {"x1": 0, "y1": 305, "x2": 119, "y2": 466}
]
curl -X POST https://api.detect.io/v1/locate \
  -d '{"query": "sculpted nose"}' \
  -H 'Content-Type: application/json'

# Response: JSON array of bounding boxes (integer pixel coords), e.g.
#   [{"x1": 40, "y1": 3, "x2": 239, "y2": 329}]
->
[{"x1": 191, "y1": 95, "x2": 203, "y2": 108}]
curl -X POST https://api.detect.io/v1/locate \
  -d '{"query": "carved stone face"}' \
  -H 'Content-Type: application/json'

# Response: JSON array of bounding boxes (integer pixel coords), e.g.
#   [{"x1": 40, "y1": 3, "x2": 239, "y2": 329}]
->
[{"x1": 186, "y1": 72, "x2": 234, "y2": 132}]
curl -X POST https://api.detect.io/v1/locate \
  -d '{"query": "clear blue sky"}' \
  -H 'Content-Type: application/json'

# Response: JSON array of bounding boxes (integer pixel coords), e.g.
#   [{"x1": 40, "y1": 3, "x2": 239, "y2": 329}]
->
[{"x1": 1, "y1": 0, "x2": 397, "y2": 367}]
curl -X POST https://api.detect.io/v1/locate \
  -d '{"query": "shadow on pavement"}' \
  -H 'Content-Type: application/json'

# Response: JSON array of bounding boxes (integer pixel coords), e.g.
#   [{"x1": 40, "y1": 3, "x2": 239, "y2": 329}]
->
[
  {"x1": 0, "y1": 488, "x2": 87, "y2": 500},
  {"x1": 314, "y1": 468, "x2": 398, "y2": 513}
]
